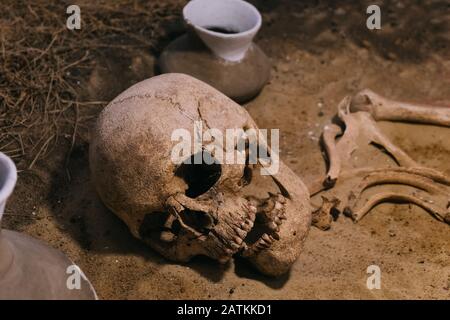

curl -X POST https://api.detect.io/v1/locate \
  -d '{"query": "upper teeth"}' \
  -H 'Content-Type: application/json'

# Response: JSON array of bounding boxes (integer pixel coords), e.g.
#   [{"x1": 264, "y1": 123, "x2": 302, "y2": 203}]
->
[
  {"x1": 240, "y1": 195, "x2": 287, "y2": 257},
  {"x1": 234, "y1": 227, "x2": 247, "y2": 239}
]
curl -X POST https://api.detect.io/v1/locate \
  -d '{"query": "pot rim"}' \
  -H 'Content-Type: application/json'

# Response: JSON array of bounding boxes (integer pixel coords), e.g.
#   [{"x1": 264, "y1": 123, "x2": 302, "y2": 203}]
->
[{"x1": 183, "y1": 0, "x2": 262, "y2": 39}]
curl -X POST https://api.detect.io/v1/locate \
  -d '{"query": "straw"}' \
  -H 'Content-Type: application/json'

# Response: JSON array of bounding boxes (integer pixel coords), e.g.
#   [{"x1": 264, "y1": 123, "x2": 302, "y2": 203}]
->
[{"x1": 0, "y1": 0, "x2": 185, "y2": 170}]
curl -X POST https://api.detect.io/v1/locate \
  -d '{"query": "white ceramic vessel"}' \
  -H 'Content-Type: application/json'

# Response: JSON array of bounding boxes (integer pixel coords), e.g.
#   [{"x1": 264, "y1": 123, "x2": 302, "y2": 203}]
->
[
  {"x1": 0, "y1": 152, "x2": 97, "y2": 299},
  {"x1": 0, "y1": 152, "x2": 17, "y2": 217},
  {"x1": 0, "y1": 153, "x2": 17, "y2": 280},
  {"x1": 183, "y1": 0, "x2": 262, "y2": 62}
]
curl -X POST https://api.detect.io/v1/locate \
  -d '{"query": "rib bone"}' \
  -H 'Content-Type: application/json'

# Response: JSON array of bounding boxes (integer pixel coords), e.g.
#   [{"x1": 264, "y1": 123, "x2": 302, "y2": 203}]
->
[{"x1": 346, "y1": 192, "x2": 449, "y2": 223}]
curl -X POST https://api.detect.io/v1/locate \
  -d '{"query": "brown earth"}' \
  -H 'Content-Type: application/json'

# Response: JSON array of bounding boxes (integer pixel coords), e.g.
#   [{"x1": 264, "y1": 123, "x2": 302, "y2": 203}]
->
[{"x1": 3, "y1": 0, "x2": 450, "y2": 299}]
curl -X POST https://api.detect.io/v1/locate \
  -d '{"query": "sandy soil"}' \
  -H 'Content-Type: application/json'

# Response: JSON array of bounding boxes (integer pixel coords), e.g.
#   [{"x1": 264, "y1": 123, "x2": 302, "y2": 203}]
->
[{"x1": 3, "y1": 0, "x2": 450, "y2": 299}]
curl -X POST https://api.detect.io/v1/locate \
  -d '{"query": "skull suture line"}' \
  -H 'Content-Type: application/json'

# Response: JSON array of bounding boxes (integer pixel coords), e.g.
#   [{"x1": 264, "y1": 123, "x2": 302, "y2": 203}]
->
[{"x1": 89, "y1": 73, "x2": 311, "y2": 276}]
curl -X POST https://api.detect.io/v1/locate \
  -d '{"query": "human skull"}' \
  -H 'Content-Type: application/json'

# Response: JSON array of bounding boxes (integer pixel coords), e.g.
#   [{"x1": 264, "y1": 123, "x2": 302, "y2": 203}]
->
[{"x1": 89, "y1": 73, "x2": 311, "y2": 276}]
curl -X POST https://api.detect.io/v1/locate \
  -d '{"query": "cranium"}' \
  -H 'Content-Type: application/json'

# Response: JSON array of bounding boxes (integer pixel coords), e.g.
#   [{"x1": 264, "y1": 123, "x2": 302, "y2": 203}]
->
[{"x1": 89, "y1": 73, "x2": 311, "y2": 276}]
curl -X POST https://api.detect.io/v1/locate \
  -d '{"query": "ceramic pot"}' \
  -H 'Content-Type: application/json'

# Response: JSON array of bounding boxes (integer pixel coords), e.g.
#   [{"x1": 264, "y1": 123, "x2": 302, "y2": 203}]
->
[
  {"x1": 159, "y1": 0, "x2": 271, "y2": 103},
  {"x1": 0, "y1": 152, "x2": 97, "y2": 299}
]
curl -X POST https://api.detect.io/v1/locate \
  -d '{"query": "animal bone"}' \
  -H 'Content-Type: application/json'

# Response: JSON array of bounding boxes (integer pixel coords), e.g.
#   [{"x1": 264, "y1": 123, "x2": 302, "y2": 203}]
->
[
  {"x1": 335, "y1": 97, "x2": 419, "y2": 168},
  {"x1": 350, "y1": 89, "x2": 450, "y2": 127},
  {"x1": 317, "y1": 96, "x2": 418, "y2": 193},
  {"x1": 311, "y1": 92, "x2": 450, "y2": 229}
]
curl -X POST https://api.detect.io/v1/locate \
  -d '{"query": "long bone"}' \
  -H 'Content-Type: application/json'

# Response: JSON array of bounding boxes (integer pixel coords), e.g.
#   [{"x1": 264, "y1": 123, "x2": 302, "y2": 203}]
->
[{"x1": 350, "y1": 89, "x2": 450, "y2": 127}]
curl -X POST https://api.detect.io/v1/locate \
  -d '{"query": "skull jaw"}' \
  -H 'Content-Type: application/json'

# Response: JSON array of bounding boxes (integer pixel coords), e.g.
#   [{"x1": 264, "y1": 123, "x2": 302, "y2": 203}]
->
[
  {"x1": 141, "y1": 193, "x2": 311, "y2": 277},
  {"x1": 243, "y1": 196, "x2": 311, "y2": 277},
  {"x1": 144, "y1": 234, "x2": 236, "y2": 265},
  {"x1": 144, "y1": 232, "x2": 233, "y2": 264},
  {"x1": 240, "y1": 160, "x2": 312, "y2": 277},
  {"x1": 142, "y1": 192, "x2": 256, "y2": 264}
]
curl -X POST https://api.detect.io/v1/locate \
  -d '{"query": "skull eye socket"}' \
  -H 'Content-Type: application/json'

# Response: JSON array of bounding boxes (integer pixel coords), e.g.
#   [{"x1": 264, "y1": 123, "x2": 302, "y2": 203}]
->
[{"x1": 175, "y1": 151, "x2": 222, "y2": 198}]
